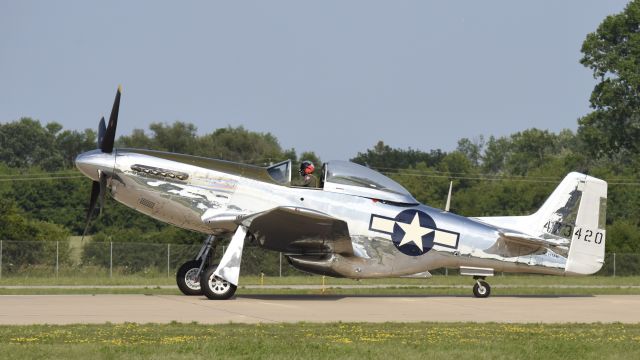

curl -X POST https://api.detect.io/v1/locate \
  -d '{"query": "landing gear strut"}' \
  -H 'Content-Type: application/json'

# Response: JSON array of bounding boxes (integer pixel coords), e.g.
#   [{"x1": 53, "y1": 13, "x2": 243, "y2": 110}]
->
[
  {"x1": 176, "y1": 235, "x2": 218, "y2": 296},
  {"x1": 472, "y1": 276, "x2": 491, "y2": 298}
]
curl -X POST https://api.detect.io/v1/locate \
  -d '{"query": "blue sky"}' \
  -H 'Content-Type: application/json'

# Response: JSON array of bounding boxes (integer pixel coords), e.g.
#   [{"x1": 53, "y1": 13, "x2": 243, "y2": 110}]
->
[{"x1": 0, "y1": 1, "x2": 630, "y2": 161}]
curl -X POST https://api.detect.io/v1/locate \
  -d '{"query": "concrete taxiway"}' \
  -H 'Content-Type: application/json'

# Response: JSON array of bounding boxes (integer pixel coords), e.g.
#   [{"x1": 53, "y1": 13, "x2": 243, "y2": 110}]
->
[{"x1": 1, "y1": 295, "x2": 639, "y2": 324}]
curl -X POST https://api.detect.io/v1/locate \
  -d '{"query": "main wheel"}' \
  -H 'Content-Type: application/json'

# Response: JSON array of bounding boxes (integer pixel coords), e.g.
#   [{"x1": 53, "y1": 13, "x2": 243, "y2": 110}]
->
[
  {"x1": 200, "y1": 265, "x2": 237, "y2": 300},
  {"x1": 176, "y1": 260, "x2": 203, "y2": 296},
  {"x1": 473, "y1": 280, "x2": 491, "y2": 298}
]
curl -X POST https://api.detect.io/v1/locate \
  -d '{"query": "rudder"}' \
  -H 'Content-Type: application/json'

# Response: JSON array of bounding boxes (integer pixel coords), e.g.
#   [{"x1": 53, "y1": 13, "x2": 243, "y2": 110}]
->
[{"x1": 563, "y1": 174, "x2": 607, "y2": 275}]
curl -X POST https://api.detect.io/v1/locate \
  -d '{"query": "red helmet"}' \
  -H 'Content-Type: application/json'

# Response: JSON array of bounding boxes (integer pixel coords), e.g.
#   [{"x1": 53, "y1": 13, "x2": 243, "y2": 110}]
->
[{"x1": 299, "y1": 161, "x2": 315, "y2": 175}]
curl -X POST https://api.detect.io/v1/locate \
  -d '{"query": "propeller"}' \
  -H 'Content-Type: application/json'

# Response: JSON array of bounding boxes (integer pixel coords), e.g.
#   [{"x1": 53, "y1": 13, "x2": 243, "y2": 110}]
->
[{"x1": 81, "y1": 86, "x2": 121, "y2": 239}]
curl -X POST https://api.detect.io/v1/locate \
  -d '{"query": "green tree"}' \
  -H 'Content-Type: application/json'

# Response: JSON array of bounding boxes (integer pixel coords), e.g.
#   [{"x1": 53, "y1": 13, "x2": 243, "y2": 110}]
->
[
  {"x1": 605, "y1": 220, "x2": 640, "y2": 253},
  {"x1": 579, "y1": 0, "x2": 640, "y2": 157},
  {"x1": 0, "y1": 197, "x2": 69, "y2": 242},
  {"x1": 0, "y1": 197, "x2": 70, "y2": 272},
  {"x1": 194, "y1": 126, "x2": 288, "y2": 164},
  {"x1": 0, "y1": 118, "x2": 64, "y2": 170},
  {"x1": 481, "y1": 136, "x2": 511, "y2": 174},
  {"x1": 480, "y1": 129, "x2": 578, "y2": 176},
  {"x1": 117, "y1": 128, "x2": 154, "y2": 149},
  {"x1": 118, "y1": 122, "x2": 197, "y2": 154},
  {"x1": 351, "y1": 141, "x2": 445, "y2": 171},
  {"x1": 506, "y1": 129, "x2": 570, "y2": 175},
  {"x1": 149, "y1": 122, "x2": 198, "y2": 153},
  {"x1": 55, "y1": 128, "x2": 97, "y2": 169},
  {"x1": 456, "y1": 136, "x2": 484, "y2": 167}
]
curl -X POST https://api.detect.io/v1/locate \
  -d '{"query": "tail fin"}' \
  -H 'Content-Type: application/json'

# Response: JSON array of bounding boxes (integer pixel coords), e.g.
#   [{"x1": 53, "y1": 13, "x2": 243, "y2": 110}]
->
[{"x1": 478, "y1": 172, "x2": 607, "y2": 275}]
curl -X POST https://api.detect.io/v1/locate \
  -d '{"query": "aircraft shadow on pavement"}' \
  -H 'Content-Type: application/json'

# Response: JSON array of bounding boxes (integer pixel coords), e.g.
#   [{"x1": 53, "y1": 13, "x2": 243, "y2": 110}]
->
[{"x1": 229, "y1": 294, "x2": 595, "y2": 301}]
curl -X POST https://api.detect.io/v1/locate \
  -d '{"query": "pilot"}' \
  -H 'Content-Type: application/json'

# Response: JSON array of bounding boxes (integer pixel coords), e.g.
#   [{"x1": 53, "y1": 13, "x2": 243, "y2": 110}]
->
[{"x1": 297, "y1": 160, "x2": 318, "y2": 187}]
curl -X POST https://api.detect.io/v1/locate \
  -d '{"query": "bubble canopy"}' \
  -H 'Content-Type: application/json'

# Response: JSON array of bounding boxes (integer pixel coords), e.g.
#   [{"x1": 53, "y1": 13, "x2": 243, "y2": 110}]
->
[{"x1": 323, "y1": 161, "x2": 418, "y2": 204}]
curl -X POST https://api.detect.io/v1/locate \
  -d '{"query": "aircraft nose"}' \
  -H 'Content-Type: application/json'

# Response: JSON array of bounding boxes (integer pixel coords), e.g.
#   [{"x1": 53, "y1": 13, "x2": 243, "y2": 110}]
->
[{"x1": 75, "y1": 150, "x2": 116, "y2": 181}]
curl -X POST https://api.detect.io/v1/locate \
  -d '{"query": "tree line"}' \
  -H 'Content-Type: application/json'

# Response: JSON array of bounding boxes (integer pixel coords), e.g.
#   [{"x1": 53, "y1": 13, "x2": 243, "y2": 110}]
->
[{"x1": 1, "y1": 1, "x2": 640, "y2": 258}]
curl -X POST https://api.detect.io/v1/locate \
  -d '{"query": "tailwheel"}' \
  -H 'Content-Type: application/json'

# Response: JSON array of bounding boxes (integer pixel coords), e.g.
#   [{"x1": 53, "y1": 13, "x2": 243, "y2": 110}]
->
[
  {"x1": 473, "y1": 279, "x2": 491, "y2": 298},
  {"x1": 176, "y1": 260, "x2": 204, "y2": 296},
  {"x1": 201, "y1": 265, "x2": 237, "y2": 300}
]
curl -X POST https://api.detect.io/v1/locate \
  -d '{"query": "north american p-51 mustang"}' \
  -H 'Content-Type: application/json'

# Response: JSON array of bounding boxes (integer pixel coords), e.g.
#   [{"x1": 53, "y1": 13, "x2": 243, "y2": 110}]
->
[{"x1": 75, "y1": 88, "x2": 608, "y2": 299}]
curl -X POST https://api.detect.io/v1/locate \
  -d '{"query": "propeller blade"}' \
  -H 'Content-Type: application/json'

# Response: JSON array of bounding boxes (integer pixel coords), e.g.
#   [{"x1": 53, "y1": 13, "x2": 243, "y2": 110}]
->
[
  {"x1": 98, "y1": 171, "x2": 107, "y2": 215},
  {"x1": 81, "y1": 180, "x2": 101, "y2": 240},
  {"x1": 97, "y1": 117, "x2": 106, "y2": 148},
  {"x1": 101, "y1": 85, "x2": 121, "y2": 153}
]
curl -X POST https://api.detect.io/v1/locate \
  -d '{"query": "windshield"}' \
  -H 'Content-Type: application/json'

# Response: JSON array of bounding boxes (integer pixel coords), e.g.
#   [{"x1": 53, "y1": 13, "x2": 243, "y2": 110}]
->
[{"x1": 267, "y1": 160, "x2": 291, "y2": 185}]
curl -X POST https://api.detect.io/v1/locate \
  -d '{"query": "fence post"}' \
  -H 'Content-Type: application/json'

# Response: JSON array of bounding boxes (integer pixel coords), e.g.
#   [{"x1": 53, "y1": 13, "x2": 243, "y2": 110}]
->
[
  {"x1": 279, "y1": 252, "x2": 282, "y2": 277},
  {"x1": 56, "y1": 241, "x2": 59, "y2": 278},
  {"x1": 613, "y1": 252, "x2": 616, "y2": 277},
  {"x1": 0, "y1": 240, "x2": 3, "y2": 280},
  {"x1": 167, "y1": 243, "x2": 170, "y2": 278},
  {"x1": 445, "y1": 267, "x2": 448, "y2": 276},
  {"x1": 110, "y1": 241, "x2": 113, "y2": 278}
]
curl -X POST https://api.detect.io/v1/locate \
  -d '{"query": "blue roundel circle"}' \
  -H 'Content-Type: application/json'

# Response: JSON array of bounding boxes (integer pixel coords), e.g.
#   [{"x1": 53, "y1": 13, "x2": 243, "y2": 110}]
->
[{"x1": 391, "y1": 209, "x2": 437, "y2": 256}]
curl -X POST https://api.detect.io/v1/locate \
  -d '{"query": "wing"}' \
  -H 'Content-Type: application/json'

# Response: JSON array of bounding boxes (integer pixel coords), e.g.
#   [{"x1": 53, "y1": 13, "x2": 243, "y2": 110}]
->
[{"x1": 241, "y1": 206, "x2": 354, "y2": 256}]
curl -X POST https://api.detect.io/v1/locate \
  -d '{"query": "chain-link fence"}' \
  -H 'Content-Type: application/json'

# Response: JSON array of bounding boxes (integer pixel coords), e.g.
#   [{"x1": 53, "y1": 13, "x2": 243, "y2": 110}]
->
[
  {"x1": 0, "y1": 240, "x2": 304, "y2": 278},
  {"x1": 0, "y1": 239, "x2": 639, "y2": 278}
]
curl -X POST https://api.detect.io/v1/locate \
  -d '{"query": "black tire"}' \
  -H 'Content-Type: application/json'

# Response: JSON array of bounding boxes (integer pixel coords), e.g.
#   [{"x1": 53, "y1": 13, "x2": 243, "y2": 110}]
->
[
  {"x1": 176, "y1": 260, "x2": 203, "y2": 296},
  {"x1": 200, "y1": 265, "x2": 237, "y2": 300},
  {"x1": 473, "y1": 280, "x2": 491, "y2": 298}
]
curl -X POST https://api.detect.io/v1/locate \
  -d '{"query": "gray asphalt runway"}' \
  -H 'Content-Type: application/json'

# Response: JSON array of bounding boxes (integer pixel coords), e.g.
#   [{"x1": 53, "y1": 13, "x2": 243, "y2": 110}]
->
[
  {"x1": 2, "y1": 284, "x2": 640, "y2": 289},
  {"x1": 1, "y1": 294, "x2": 639, "y2": 324}
]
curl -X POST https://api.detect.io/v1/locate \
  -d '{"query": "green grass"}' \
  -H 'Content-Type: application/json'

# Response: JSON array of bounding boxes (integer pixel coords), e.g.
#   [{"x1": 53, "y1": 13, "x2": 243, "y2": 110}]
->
[
  {"x1": 0, "y1": 322, "x2": 638, "y2": 359},
  {"x1": 0, "y1": 273, "x2": 175, "y2": 286},
  {"x1": 67, "y1": 236, "x2": 90, "y2": 264}
]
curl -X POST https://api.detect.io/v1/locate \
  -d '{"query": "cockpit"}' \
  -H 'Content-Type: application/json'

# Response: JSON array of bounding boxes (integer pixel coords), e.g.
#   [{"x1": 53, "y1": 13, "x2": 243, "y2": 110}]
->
[{"x1": 267, "y1": 160, "x2": 417, "y2": 204}]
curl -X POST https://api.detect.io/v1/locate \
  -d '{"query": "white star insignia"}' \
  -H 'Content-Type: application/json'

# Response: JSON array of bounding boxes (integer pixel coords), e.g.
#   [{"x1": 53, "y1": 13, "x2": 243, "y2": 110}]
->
[{"x1": 397, "y1": 213, "x2": 433, "y2": 252}]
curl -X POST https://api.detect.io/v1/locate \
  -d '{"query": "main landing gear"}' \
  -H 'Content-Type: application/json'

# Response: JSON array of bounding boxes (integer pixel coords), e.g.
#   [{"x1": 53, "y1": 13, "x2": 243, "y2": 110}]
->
[
  {"x1": 472, "y1": 276, "x2": 491, "y2": 298},
  {"x1": 176, "y1": 226, "x2": 247, "y2": 300},
  {"x1": 176, "y1": 235, "x2": 217, "y2": 296}
]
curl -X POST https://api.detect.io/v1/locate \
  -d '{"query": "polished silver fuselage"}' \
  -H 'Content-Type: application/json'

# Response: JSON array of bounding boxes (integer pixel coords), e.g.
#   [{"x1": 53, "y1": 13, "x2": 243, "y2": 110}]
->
[{"x1": 76, "y1": 148, "x2": 567, "y2": 278}]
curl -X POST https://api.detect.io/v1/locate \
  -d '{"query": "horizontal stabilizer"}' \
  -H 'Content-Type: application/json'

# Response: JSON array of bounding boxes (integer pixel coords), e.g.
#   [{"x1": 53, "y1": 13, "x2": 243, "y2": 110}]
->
[{"x1": 500, "y1": 232, "x2": 569, "y2": 250}]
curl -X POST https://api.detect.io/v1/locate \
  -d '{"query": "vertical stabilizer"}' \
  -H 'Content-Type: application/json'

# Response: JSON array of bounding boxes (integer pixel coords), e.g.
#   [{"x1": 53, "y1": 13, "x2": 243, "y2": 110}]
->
[{"x1": 529, "y1": 173, "x2": 588, "y2": 235}]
